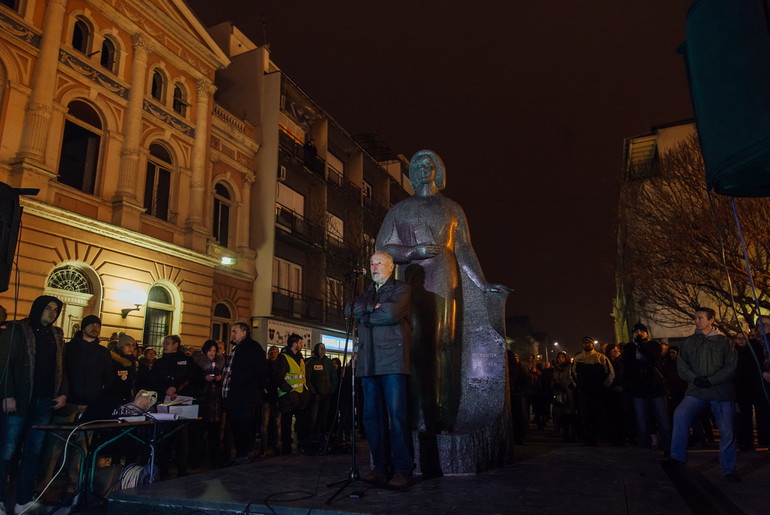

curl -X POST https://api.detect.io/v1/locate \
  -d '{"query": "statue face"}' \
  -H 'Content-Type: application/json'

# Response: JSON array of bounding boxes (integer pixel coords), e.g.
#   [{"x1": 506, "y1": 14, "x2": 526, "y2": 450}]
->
[{"x1": 413, "y1": 156, "x2": 436, "y2": 187}]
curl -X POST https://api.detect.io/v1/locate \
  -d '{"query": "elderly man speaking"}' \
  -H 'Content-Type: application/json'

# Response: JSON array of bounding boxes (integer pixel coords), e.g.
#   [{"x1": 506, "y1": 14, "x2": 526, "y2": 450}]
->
[{"x1": 350, "y1": 251, "x2": 413, "y2": 488}]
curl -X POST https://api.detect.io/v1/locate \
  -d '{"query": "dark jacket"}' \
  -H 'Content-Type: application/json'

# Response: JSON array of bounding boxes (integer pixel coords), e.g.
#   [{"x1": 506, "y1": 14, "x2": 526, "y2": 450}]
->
[
  {"x1": 622, "y1": 339, "x2": 668, "y2": 397},
  {"x1": 677, "y1": 329, "x2": 737, "y2": 401},
  {"x1": 351, "y1": 276, "x2": 411, "y2": 377},
  {"x1": 65, "y1": 331, "x2": 113, "y2": 405},
  {"x1": 735, "y1": 340, "x2": 766, "y2": 398},
  {"x1": 149, "y1": 350, "x2": 195, "y2": 398},
  {"x1": 192, "y1": 351, "x2": 224, "y2": 421},
  {"x1": 0, "y1": 295, "x2": 68, "y2": 414},
  {"x1": 223, "y1": 336, "x2": 267, "y2": 410},
  {"x1": 107, "y1": 350, "x2": 137, "y2": 404},
  {"x1": 305, "y1": 350, "x2": 338, "y2": 397},
  {"x1": 507, "y1": 352, "x2": 527, "y2": 395}
]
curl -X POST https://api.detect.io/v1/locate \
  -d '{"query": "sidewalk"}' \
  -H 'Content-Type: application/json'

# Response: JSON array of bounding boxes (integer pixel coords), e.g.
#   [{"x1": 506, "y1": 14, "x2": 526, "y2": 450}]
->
[{"x1": 107, "y1": 424, "x2": 770, "y2": 514}]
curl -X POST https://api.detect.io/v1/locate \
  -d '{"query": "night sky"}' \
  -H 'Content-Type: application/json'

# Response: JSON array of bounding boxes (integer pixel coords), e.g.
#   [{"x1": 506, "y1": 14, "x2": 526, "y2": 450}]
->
[{"x1": 188, "y1": 0, "x2": 695, "y2": 354}]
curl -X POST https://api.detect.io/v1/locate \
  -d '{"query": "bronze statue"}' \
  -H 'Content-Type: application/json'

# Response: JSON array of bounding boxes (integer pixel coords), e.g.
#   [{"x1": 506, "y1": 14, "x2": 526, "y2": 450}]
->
[{"x1": 376, "y1": 150, "x2": 511, "y2": 471}]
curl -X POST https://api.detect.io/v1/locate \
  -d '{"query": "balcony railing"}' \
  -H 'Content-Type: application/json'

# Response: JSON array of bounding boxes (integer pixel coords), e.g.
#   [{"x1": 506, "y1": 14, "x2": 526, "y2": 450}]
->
[
  {"x1": 364, "y1": 197, "x2": 388, "y2": 219},
  {"x1": 213, "y1": 104, "x2": 246, "y2": 133},
  {"x1": 272, "y1": 287, "x2": 323, "y2": 322},
  {"x1": 275, "y1": 205, "x2": 322, "y2": 245},
  {"x1": 278, "y1": 128, "x2": 326, "y2": 177},
  {"x1": 325, "y1": 303, "x2": 346, "y2": 328},
  {"x1": 343, "y1": 176, "x2": 361, "y2": 201}
]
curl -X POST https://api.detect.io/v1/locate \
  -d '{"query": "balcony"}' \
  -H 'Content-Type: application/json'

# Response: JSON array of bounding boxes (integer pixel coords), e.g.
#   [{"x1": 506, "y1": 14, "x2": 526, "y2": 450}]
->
[
  {"x1": 343, "y1": 177, "x2": 361, "y2": 202},
  {"x1": 325, "y1": 303, "x2": 346, "y2": 329},
  {"x1": 275, "y1": 205, "x2": 323, "y2": 247},
  {"x1": 278, "y1": 128, "x2": 326, "y2": 177},
  {"x1": 272, "y1": 287, "x2": 323, "y2": 322},
  {"x1": 325, "y1": 234, "x2": 365, "y2": 266}
]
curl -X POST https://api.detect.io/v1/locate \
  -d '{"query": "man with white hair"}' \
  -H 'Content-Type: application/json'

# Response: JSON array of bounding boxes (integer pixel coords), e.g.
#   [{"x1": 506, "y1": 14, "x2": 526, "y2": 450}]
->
[{"x1": 351, "y1": 251, "x2": 413, "y2": 488}]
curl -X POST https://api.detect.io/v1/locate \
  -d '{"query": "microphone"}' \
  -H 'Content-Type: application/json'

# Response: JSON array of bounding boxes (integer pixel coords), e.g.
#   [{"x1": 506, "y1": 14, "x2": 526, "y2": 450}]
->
[{"x1": 352, "y1": 267, "x2": 367, "y2": 276}]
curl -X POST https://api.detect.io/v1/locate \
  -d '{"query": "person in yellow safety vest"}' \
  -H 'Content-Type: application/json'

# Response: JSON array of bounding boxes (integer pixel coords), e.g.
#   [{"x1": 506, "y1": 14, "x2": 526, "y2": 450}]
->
[{"x1": 274, "y1": 334, "x2": 311, "y2": 454}]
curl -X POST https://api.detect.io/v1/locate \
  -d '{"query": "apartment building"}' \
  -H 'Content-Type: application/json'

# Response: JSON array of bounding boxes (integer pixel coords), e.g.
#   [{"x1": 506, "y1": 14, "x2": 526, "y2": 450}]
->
[{"x1": 207, "y1": 22, "x2": 412, "y2": 357}]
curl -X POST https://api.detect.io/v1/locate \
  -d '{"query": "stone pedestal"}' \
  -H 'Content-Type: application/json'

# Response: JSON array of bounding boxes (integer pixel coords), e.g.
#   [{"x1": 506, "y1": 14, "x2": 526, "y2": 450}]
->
[{"x1": 413, "y1": 389, "x2": 513, "y2": 476}]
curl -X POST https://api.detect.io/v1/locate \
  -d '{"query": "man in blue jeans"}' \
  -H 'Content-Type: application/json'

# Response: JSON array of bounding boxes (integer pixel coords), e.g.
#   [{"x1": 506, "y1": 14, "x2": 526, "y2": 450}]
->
[
  {"x1": 351, "y1": 251, "x2": 413, "y2": 488},
  {"x1": 669, "y1": 307, "x2": 739, "y2": 482},
  {"x1": 0, "y1": 295, "x2": 68, "y2": 514}
]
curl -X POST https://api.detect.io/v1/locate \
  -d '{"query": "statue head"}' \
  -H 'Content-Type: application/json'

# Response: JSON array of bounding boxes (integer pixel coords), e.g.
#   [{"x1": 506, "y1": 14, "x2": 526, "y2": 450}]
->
[{"x1": 409, "y1": 150, "x2": 446, "y2": 191}]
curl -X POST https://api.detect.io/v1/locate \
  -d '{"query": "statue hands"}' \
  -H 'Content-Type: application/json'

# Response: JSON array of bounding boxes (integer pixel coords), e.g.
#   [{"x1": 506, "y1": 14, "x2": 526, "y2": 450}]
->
[
  {"x1": 486, "y1": 283, "x2": 512, "y2": 295},
  {"x1": 411, "y1": 243, "x2": 443, "y2": 260}
]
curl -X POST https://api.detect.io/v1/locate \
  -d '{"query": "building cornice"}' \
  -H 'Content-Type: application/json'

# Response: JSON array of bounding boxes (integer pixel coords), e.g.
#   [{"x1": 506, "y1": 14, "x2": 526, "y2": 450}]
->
[{"x1": 21, "y1": 199, "x2": 220, "y2": 268}]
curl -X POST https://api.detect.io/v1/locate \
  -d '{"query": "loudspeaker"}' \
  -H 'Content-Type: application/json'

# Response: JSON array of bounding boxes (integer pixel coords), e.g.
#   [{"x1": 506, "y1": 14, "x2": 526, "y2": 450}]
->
[
  {"x1": 0, "y1": 182, "x2": 21, "y2": 293},
  {"x1": 683, "y1": 0, "x2": 770, "y2": 197}
]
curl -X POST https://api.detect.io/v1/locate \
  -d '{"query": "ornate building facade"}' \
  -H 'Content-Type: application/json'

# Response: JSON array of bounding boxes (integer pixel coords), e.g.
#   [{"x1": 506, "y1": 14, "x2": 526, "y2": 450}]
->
[{"x1": 0, "y1": 1, "x2": 409, "y2": 354}]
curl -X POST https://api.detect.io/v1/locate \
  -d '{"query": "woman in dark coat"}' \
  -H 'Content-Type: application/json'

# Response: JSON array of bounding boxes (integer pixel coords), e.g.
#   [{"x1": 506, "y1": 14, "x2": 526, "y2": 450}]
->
[
  {"x1": 551, "y1": 351, "x2": 577, "y2": 442},
  {"x1": 192, "y1": 340, "x2": 225, "y2": 467}
]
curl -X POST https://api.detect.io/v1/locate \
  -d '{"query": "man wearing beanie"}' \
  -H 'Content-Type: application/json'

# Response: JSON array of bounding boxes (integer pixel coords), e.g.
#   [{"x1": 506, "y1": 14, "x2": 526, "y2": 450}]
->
[
  {"x1": 0, "y1": 295, "x2": 68, "y2": 513},
  {"x1": 572, "y1": 336, "x2": 614, "y2": 446},
  {"x1": 41, "y1": 315, "x2": 113, "y2": 493},
  {"x1": 623, "y1": 322, "x2": 671, "y2": 454}
]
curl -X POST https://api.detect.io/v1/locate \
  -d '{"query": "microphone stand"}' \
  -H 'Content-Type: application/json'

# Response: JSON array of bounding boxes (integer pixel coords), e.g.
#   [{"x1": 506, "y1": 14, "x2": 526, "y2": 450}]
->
[{"x1": 326, "y1": 270, "x2": 366, "y2": 505}]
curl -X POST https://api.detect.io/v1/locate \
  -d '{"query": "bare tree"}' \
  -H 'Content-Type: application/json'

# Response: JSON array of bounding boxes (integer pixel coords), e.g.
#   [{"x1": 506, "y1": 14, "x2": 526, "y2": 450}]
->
[{"x1": 620, "y1": 134, "x2": 770, "y2": 334}]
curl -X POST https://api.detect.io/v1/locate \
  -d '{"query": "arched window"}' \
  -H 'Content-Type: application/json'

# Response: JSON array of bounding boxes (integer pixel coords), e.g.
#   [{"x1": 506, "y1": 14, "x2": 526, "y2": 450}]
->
[
  {"x1": 151, "y1": 70, "x2": 165, "y2": 101},
  {"x1": 213, "y1": 182, "x2": 231, "y2": 247},
  {"x1": 58, "y1": 100, "x2": 102, "y2": 194},
  {"x1": 47, "y1": 266, "x2": 91, "y2": 293},
  {"x1": 144, "y1": 143, "x2": 172, "y2": 221},
  {"x1": 72, "y1": 18, "x2": 90, "y2": 54},
  {"x1": 0, "y1": 0, "x2": 20, "y2": 12},
  {"x1": 100, "y1": 37, "x2": 116, "y2": 72},
  {"x1": 142, "y1": 285, "x2": 174, "y2": 352},
  {"x1": 212, "y1": 301, "x2": 234, "y2": 342},
  {"x1": 45, "y1": 264, "x2": 102, "y2": 339},
  {"x1": 172, "y1": 84, "x2": 187, "y2": 116}
]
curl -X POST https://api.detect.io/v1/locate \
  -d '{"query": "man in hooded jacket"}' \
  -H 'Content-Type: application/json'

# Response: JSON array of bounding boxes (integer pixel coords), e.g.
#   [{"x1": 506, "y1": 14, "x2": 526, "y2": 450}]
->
[
  {"x1": 41, "y1": 314, "x2": 112, "y2": 494},
  {"x1": 0, "y1": 295, "x2": 68, "y2": 513}
]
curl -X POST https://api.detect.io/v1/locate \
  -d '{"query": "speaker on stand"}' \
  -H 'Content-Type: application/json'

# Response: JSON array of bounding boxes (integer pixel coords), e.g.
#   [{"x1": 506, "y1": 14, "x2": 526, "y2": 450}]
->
[{"x1": 0, "y1": 182, "x2": 21, "y2": 294}]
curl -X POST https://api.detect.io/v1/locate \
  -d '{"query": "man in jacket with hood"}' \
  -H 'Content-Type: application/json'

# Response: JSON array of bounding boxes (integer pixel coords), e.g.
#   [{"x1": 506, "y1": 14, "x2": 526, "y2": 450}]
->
[
  {"x1": 350, "y1": 251, "x2": 413, "y2": 488},
  {"x1": 42, "y1": 315, "x2": 112, "y2": 493},
  {"x1": 0, "y1": 295, "x2": 68, "y2": 513},
  {"x1": 669, "y1": 307, "x2": 739, "y2": 482}
]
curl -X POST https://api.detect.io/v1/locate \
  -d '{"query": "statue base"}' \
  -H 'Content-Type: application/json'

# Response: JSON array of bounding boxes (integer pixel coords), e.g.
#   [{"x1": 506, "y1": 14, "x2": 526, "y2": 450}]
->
[{"x1": 412, "y1": 413, "x2": 514, "y2": 476}]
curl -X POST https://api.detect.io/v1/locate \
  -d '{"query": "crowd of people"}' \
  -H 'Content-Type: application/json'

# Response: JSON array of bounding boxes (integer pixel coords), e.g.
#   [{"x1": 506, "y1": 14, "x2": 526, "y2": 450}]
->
[
  {"x1": 0, "y1": 295, "x2": 349, "y2": 514},
  {"x1": 3, "y1": 289, "x2": 770, "y2": 512},
  {"x1": 509, "y1": 307, "x2": 770, "y2": 483}
]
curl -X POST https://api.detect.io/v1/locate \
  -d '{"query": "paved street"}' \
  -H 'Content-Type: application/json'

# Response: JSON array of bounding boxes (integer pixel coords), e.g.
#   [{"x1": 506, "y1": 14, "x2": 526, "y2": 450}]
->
[{"x1": 107, "y1": 423, "x2": 770, "y2": 514}]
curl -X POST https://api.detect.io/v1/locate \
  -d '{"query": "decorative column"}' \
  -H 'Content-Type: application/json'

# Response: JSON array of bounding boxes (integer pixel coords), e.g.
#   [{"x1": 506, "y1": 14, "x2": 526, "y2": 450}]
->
[
  {"x1": 237, "y1": 172, "x2": 255, "y2": 253},
  {"x1": 187, "y1": 78, "x2": 215, "y2": 227},
  {"x1": 17, "y1": 0, "x2": 69, "y2": 163},
  {"x1": 115, "y1": 34, "x2": 153, "y2": 201}
]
